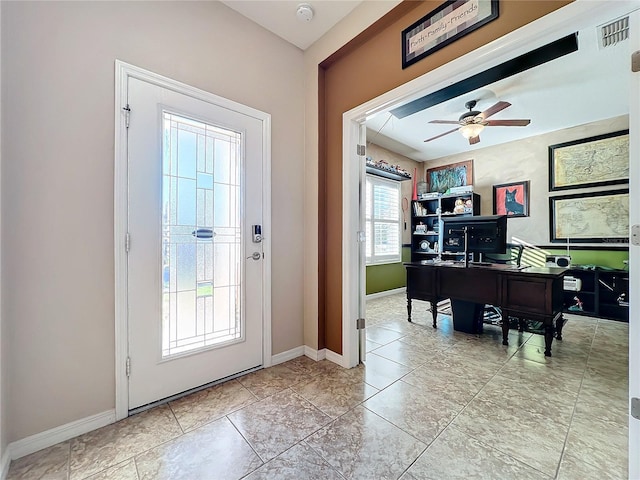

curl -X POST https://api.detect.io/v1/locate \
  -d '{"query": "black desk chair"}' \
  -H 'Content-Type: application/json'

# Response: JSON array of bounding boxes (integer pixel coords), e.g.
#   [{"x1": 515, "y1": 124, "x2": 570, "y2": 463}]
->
[
  {"x1": 483, "y1": 244, "x2": 525, "y2": 330},
  {"x1": 482, "y1": 243, "x2": 524, "y2": 267}
]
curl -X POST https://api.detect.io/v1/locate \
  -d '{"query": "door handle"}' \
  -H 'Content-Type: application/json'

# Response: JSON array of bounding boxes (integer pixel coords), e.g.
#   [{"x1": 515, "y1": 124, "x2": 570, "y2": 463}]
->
[
  {"x1": 192, "y1": 228, "x2": 214, "y2": 239},
  {"x1": 247, "y1": 252, "x2": 261, "y2": 261}
]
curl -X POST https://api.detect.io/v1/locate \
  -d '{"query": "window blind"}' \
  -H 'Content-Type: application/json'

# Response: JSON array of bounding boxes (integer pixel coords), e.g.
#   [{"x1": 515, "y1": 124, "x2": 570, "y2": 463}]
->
[{"x1": 365, "y1": 174, "x2": 401, "y2": 265}]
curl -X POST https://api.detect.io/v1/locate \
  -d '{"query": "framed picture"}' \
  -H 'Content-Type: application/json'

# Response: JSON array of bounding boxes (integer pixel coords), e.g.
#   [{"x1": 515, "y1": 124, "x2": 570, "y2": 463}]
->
[
  {"x1": 493, "y1": 181, "x2": 530, "y2": 218},
  {"x1": 426, "y1": 160, "x2": 473, "y2": 193},
  {"x1": 548, "y1": 130, "x2": 629, "y2": 191},
  {"x1": 402, "y1": 0, "x2": 499, "y2": 69},
  {"x1": 549, "y1": 189, "x2": 629, "y2": 243}
]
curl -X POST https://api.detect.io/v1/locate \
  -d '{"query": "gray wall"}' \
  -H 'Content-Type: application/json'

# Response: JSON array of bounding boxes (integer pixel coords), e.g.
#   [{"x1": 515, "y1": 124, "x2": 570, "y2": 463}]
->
[{"x1": 1, "y1": 1, "x2": 304, "y2": 442}]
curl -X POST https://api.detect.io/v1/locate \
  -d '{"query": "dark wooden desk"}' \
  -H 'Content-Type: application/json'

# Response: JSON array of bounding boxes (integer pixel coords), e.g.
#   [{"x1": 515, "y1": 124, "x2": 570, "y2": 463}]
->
[{"x1": 404, "y1": 261, "x2": 567, "y2": 356}]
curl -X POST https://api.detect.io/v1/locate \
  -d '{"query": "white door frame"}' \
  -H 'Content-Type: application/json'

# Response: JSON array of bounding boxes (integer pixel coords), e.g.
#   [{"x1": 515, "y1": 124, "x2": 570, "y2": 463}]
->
[
  {"x1": 343, "y1": 1, "x2": 640, "y2": 475},
  {"x1": 114, "y1": 61, "x2": 272, "y2": 421},
  {"x1": 627, "y1": 8, "x2": 640, "y2": 475},
  {"x1": 357, "y1": 122, "x2": 367, "y2": 363}
]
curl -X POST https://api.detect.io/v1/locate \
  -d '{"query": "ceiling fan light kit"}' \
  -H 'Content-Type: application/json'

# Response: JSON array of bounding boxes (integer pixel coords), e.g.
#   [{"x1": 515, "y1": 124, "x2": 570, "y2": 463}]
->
[{"x1": 460, "y1": 123, "x2": 485, "y2": 139}]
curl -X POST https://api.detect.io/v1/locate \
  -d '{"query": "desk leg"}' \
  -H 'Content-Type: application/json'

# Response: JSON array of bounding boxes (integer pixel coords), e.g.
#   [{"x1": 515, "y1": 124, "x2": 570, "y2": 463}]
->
[
  {"x1": 544, "y1": 324, "x2": 554, "y2": 356},
  {"x1": 430, "y1": 301, "x2": 437, "y2": 328},
  {"x1": 556, "y1": 314, "x2": 565, "y2": 341},
  {"x1": 501, "y1": 311, "x2": 509, "y2": 346},
  {"x1": 407, "y1": 297, "x2": 412, "y2": 322}
]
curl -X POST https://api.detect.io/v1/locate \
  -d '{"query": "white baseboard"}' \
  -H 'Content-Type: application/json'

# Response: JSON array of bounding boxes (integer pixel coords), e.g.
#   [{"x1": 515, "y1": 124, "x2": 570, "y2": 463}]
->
[
  {"x1": 366, "y1": 287, "x2": 405, "y2": 300},
  {"x1": 9, "y1": 409, "x2": 116, "y2": 461},
  {"x1": 324, "y1": 349, "x2": 346, "y2": 367},
  {"x1": 305, "y1": 347, "x2": 344, "y2": 367},
  {"x1": 271, "y1": 346, "x2": 305, "y2": 366},
  {"x1": 303, "y1": 346, "x2": 326, "y2": 361},
  {"x1": 272, "y1": 345, "x2": 338, "y2": 365},
  {"x1": 1, "y1": 447, "x2": 11, "y2": 480}
]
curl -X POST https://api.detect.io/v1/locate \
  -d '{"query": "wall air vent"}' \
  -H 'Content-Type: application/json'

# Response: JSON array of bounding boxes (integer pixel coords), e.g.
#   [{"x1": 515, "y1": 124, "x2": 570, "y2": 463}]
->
[{"x1": 598, "y1": 17, "x2": 629, "y2": 49}]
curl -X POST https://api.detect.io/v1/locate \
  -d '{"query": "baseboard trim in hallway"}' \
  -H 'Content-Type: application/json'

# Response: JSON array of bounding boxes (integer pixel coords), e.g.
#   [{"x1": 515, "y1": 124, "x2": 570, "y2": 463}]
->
[
  {"x1": 4, "y1": 344, "x2": 364, "y2": 474},
  {"x1": 6, "y1": 345, "x2": 324, "y2": 468},
  {"x1": 271, "y1": 346, "x2": 305, "y2": 365},
  {"x1": 1, "y1": 447, "x2": 11, "y2": 480},
  {"x1": 303, "y1": 346, "x2": 325, "y2": 361},
  {"x1": 366, "y1": 287, "x2": 406, "y2": 300},
  {"x1": 8, "y1": 409, "x2": 116, "y2": 462},
  {"x1": 324, "y1": 348, "x2": 345, "y2": 367},
  {"x1": 268, "y1": 344, "x2": 346, "y2": 368}
]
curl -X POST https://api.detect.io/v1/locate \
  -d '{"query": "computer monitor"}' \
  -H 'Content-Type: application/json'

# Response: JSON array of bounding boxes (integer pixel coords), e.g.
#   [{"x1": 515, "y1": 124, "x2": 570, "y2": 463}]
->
[{"x1": 441, "y1": 215, "x2": 507, "y2": 255}]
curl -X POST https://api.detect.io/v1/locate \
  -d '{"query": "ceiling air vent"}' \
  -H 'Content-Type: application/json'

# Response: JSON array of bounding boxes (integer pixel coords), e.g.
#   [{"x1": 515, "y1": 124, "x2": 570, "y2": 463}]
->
[{"x1": 598, "y1": 16, "x2": 629, "y2": 49}]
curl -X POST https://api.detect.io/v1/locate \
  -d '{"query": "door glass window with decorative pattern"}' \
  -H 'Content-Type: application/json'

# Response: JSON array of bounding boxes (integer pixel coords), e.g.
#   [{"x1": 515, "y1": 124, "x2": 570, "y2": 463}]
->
[{"x1": 161, "y1": 112, "x2": 242, "y2": 358}]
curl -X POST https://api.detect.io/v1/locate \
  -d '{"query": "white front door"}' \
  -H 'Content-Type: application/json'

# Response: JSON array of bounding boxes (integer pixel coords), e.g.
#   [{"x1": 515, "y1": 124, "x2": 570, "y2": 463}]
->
[{"x1": 125, "y1": 74, "x2": 266, "y2": 410}]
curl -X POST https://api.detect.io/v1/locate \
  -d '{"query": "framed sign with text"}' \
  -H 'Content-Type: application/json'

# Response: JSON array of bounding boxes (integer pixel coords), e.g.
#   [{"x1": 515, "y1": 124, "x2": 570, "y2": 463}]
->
[{"x1": 402, "y1": 0, "x2": 499, "y2": 69}]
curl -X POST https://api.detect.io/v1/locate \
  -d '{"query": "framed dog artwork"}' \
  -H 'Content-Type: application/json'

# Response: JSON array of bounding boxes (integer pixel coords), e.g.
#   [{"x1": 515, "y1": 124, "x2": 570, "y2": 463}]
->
[{"x1": 493, "y1": 181, "x2": 530, "y2": 218}]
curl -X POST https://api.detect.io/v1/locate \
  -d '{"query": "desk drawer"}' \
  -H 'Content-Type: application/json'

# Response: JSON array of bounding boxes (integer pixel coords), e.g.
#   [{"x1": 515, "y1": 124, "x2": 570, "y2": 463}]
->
[{"x1": 503, "y1": 276, "x2": 559, "y2": 315}]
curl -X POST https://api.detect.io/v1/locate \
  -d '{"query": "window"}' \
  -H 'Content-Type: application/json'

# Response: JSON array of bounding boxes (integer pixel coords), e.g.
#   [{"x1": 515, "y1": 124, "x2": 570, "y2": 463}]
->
[
  {"x1": 365, "y1": 174, "x2": 401, "y2": 265},
  {"x1": 161, "y1": 111, "x2": 243, "y2": 358}
]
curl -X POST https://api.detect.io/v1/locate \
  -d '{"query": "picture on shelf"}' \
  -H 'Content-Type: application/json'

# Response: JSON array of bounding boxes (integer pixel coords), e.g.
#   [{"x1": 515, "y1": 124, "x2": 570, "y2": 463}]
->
[
  {"x1": 426, "y1": 160, "x2": 473, "y2": 193},
  {"x1": 365, "y1": 157, "x2": 411, "y2": 179},
  {"x1": 493, "y1": 180, "x2": 530, "y2": 217}
]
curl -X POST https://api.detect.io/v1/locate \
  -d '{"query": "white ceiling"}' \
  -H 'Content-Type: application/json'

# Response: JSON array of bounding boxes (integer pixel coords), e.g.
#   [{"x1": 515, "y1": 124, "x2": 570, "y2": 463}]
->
[
  {"x1": 220, "y1": 0, "x2": 363, "y2": 50},
  {"x1": 365, "y1": 19, "x2": 630, "y2": 163}
]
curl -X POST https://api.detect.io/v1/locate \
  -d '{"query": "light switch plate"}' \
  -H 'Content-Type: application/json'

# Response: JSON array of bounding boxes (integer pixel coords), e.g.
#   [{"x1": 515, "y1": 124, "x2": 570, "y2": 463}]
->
[
  {"x1": 633, "y1": 51, "x2": 640, "y2": 73},
  {"x1": 632, "y1": 224, "x2": 640, "y2": 246},
  {"x1": 632, "y1": 397, "x2": 640, "y2": 420}
]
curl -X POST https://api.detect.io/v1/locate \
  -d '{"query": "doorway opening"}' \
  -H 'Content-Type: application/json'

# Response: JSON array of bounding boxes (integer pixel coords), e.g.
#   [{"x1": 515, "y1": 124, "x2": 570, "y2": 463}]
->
[{"x1": 343, "y1": 3, "x2": 639, "y2": 476}]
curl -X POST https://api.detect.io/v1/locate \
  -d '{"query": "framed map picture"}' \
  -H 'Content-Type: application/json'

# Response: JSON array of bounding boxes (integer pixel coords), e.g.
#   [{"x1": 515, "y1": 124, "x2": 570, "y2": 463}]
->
[
  {"x1": 549, "y1": 189, "x2": 629, "y2": 243},
  {"x1": 548, "y1": 130, "x2": 629, "y2": 191}
]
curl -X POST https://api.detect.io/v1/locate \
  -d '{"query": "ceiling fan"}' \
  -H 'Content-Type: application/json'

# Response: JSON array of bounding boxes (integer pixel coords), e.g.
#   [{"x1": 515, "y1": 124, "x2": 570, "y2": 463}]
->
[{"x1": 423, "y1": 100, "x2": 531, "y2": 145}]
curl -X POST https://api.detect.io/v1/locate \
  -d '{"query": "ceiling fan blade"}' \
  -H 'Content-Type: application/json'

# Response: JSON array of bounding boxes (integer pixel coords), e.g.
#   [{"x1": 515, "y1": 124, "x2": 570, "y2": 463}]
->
[
  {"x1": 429, "y1": 120, "x2": 461, "y2": 125},
  {"x1": 479, "y1": 101, "x2": 511, "y2": 120},
  {"x1": 468, "y1": 135, "x2": 480, "y2": 145},
  {"x1": 423, "y1": 127, "x2": 459, "y2": 142},
  {"x1": 486, "y1": 119, "x2": 531, "y2": 126}
]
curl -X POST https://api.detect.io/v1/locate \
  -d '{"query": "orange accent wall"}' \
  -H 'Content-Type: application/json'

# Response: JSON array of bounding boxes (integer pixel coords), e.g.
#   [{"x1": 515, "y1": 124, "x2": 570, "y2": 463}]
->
[{"x1": 318, "y1": 0, "x2": 572, "y2": 354}]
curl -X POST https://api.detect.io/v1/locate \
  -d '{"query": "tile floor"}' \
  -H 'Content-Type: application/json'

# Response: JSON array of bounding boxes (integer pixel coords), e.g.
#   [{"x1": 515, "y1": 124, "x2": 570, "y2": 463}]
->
[{"x1": 8, "y1": 293, "x2": 629, "y2": 479}]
